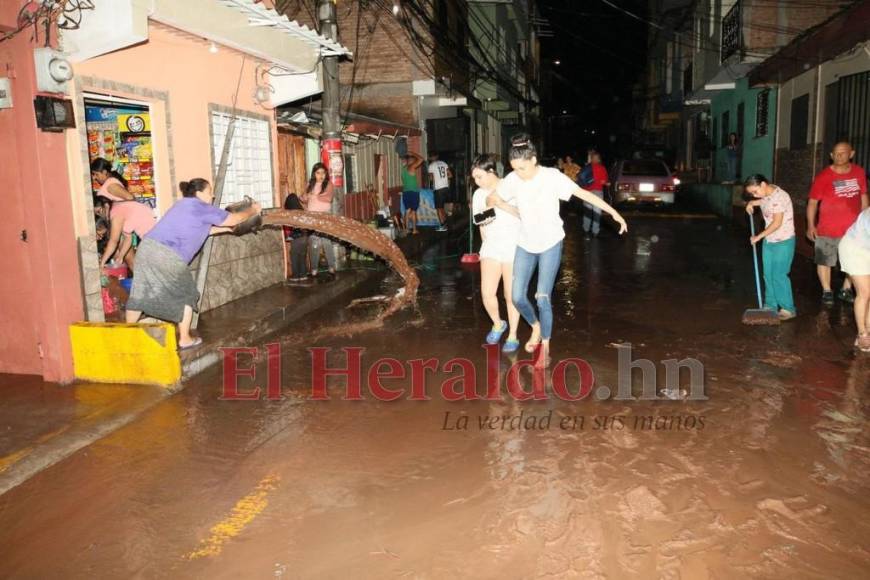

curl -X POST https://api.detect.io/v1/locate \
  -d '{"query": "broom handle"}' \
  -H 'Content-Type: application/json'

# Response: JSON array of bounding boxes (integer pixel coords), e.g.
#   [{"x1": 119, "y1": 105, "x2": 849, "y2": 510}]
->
[{"x1": 749, "y1": 215, "x2": 764, "y2": 309}]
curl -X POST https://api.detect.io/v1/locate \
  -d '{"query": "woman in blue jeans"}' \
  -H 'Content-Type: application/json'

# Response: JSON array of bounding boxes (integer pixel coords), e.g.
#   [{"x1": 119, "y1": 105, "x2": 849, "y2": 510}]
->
[{"x1": 488, "y1": 134, "x2": 628, "y2": 367}]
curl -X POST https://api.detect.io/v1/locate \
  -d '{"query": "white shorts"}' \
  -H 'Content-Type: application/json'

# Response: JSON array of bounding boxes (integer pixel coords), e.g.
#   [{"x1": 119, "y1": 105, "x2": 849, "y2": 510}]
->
[
  {"x1": 839, "y1": 235, "x2": 870, "y2": 276},
  {"x1": 479, "y1": 240, "x2": 517, "y2": 263}
]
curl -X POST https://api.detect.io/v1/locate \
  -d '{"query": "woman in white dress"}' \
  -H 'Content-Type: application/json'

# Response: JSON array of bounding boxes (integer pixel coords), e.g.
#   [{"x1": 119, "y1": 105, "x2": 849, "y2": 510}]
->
[{"x1": 471, "y1": 154, "x2": 521, "y2": 353}]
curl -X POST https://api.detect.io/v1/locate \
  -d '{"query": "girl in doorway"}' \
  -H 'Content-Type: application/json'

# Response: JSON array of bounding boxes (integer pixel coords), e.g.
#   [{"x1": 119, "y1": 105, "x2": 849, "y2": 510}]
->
[
  {"x1": 97, "y1": 198, "x2": 156, "y2": 270},
  {"x1": 91, "y1": 157, "x2": 134, "y2": 201},
  {"x1": 471, "y1": 154, "x2": 521, "y2": 353},
  {"x1": 302, "y1": 163, "x2": 337, "y2": 276},
  {"x1": 487, "y1": 134, "x2": 628, "y2": 367}
]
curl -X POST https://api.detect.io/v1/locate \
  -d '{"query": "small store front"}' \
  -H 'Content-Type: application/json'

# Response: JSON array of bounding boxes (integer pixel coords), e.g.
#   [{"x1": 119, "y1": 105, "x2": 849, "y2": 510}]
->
[
  {"x1": 84, "y1": 95, "x2": 157, "y2": 207},
  {"x1": 83, "y1": 94, "x2": 161, "y2": 318}
]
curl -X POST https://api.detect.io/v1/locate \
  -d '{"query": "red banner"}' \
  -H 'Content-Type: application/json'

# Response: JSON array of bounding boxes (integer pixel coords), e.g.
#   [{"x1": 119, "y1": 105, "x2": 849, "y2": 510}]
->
[{"x1": 321, "y1": 138, "x2": 344, "y2": 188}]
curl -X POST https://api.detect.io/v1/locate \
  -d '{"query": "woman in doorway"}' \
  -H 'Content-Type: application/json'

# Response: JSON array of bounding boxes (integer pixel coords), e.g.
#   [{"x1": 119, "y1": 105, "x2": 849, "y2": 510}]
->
[
  {"x1": 471, "y1": 154, "x2": 521, "y2": 353},
  {"x1": 401, "y1": 152, "x2": 424, "y2": 235},
  {"x1": 487, "y1": 133, "x2": 628, "y2": 367},
  {"x1": 96, "y1": 197, "x2": 156, "y2": 270},
  {"x1": 91, "y1": 157, "x2": 134, "y2": 201},
  {"x1": 726, "y1": 132, "x2": 741, "y2": 183},
  {"x1": 302, "y1": 163, "x2": 337, "y2": 276},
  {"x1": 125, "y1": 178, "x2": 260, "y2": 350}
]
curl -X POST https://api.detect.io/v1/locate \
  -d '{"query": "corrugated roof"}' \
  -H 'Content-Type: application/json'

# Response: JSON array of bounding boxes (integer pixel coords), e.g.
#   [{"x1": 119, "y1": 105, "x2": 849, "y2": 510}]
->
[{"x1": 217, "y1": 0, "x2": 351, "y2": 57}]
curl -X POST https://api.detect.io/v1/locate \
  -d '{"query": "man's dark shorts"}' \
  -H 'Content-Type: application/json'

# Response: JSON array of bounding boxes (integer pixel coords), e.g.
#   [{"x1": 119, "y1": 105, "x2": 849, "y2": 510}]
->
[
  {"x1": 390, "y1": 191, "x2": 402, "y2": 216},
  {"x1": 814, "y1": 235, "x2": 841, "y2": 267},
  {"x1": 402, "y1": 190, "x2": 420, "y2": 212},
  {"x1": 433, "y1": 187, "x2": 449, "y2": 210}
]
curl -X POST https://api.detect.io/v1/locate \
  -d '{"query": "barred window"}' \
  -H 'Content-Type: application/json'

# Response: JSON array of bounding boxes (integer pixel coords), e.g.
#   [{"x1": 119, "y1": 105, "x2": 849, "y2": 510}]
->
[
  {"x1": 210, "y1": 112, "x2": 274, "y2": 208},
  {"x1": 755, "y1": 90, "x2": 769, "y2": 137}
]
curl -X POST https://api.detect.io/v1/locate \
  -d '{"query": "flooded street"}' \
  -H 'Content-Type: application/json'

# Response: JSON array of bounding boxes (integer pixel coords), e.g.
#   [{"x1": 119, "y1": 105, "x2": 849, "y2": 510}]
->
[{"x1": 1, "y1": 213, "x2": 869, "y2": 579}]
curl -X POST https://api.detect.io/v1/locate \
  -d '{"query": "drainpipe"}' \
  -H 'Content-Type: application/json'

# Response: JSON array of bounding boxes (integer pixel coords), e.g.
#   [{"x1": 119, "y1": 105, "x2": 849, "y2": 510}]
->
[
  {"x1": 811, "y1": 62, "x2": 823, "y2": 177},
  {"x1": 773, "y1": 83, "x2": 781, "y2": 181}
]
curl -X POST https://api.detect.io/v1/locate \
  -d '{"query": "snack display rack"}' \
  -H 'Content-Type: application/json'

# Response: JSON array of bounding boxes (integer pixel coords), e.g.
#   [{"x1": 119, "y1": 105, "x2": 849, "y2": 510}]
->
[{"x1": 86, "y1": 107, "x2": 156, "y2": 208}]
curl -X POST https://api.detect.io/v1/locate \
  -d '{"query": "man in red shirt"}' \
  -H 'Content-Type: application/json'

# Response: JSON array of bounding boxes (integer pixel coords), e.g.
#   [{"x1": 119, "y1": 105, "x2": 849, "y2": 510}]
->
[
  {"x1": 583, "y1": 150, "x2": 610, "y2": 238},
  {"x1": 807, "y1": 141, "x2": 869, "y2": 304}
]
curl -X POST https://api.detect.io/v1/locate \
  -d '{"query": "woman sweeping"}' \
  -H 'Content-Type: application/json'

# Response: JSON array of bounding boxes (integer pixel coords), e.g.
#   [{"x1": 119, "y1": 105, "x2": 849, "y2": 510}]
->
[
  {"x1": 471, "y1": 154, "x2": 521, "y2": 353},
  {"x1": 125, "y1": 179, "x2": 260, "y2": 350},
  {"x1": 488, "y1": 134, "x2": 628, "y2": 367},
  {"x1": 744, "y1": 174, "x2": 797, "y2": 321}
]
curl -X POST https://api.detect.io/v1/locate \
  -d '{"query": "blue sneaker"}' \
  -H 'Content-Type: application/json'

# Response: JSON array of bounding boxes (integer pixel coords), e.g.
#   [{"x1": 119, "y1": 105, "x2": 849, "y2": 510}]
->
[
  {"x1": 502, "y1": 338, "x2": 520, "y2": 353},
  {"x1": 486, "y1": 321, "x2": 508, "y2": 344}
]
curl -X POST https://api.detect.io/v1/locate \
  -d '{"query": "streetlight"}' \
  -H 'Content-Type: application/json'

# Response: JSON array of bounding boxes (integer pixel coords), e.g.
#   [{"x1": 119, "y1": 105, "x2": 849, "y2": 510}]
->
[{"x1": 554, "y1": 59, "x2": 561, "y2": 66}]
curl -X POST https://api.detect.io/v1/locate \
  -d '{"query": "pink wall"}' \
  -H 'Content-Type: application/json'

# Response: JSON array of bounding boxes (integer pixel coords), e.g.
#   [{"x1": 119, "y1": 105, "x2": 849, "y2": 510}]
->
[
  {"x1": 0, "y1": 5, "x2": 84, "y2": 382},
  {"x1": 69, "y1": 23, "x2": 281, "y2": 214}
]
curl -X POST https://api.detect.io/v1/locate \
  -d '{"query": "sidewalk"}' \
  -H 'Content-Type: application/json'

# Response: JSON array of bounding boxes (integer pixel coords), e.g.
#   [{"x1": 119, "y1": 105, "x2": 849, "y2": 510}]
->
[{"x1": 0, "y1": 220, "x2": 465, "y2": 496}]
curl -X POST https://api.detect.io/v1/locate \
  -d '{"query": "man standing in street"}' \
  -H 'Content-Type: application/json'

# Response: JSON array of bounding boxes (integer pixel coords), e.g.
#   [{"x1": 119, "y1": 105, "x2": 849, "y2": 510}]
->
[
  {"x1": 807, "y1": 141, "x2": 869, "y2": 305},
  {"x1": 582, "y1": 150, "x2": 610, "y2": 238},
  {"x1": 401, "y1": 152, "x2": 425, "y2": 235},
  {"x1": 428, "y1": 152, "x2": 452, "y2": 232}
]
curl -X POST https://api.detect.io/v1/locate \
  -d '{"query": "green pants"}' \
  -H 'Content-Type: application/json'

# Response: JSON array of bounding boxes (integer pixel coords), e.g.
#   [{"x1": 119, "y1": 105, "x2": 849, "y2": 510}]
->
[{"x1": 762, "y1": 237, "x2": 796, "y2": 313}]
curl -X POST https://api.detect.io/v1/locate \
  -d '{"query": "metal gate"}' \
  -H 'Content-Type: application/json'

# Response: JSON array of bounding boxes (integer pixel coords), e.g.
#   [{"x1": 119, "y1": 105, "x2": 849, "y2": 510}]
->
[{"x1": 826, "y1": 70, "x2": 870, "y2": 169}]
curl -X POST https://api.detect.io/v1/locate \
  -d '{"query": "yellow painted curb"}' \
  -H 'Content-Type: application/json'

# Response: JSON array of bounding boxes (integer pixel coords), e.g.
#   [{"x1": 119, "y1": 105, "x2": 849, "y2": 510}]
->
[{"x1": 69, "y1": 322, "x2": 181, "y2": 387}]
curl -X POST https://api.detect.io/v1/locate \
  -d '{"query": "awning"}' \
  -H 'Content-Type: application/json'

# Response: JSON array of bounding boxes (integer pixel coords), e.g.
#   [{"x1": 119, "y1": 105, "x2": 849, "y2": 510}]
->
[
  {"x1": 703, "y1": 62, "x2": 756, "y2": 90},
  {"x1": 63, "y1": 0, "x2": 350, "y2": 67},
  {"x1": 218, "y1": 0, "x2": 351, "y2": 57},
  {"x1": 749, "y1": 2, "x2": 870, "y2": 86},
  {"x1": 683, "y1": 62, "x2": 757, "y2": 104},
  {"x1": 277, "y1": 108, "x2": 422, "y2": 138}
]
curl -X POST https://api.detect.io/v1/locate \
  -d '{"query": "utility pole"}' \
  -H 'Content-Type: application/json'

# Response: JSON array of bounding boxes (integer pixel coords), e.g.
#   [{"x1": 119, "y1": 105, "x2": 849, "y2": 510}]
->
[{"x1": 317, "y1": 0, "x2": 344, "y2": 216}]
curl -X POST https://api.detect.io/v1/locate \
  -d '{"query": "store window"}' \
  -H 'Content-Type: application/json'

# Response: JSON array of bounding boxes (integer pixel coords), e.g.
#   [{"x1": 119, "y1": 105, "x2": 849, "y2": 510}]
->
[
  {"x1": 210, "y1": 112, "x2": 274, "y2": 208},
  {"x1": 85, "y1": 96, "x2": 156, "y2": 208},
  {"x1": 84, "y1": 94, "x2": 157, "y2": 319}
]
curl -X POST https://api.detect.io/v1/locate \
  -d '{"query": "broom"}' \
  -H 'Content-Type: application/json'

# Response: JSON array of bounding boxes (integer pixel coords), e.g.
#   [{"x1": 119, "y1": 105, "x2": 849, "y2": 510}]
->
[
  {"x1": 460, "y1": 189, "x2": 479, "y2": 263},
  {"x1": 742, "y1": 213, "x2": 780, "y2": 325}
]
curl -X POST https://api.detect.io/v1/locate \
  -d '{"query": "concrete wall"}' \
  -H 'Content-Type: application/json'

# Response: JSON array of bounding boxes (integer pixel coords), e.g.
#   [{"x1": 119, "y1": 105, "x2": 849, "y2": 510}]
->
[
  {"x1": 711, "y1": 78, "x2": 777, "y2": 180},
  {"x1": 0, "y1": 5, "x2": 85, "y2": 382}
]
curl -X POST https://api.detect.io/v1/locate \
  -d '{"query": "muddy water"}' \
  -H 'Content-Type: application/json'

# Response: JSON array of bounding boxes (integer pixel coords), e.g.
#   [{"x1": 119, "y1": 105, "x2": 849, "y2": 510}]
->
[
  {"x1": 263, "y1": 210, "x2": 419, "y2": 323},
  {"x1": 0, "y1": 215, "x2": 869, "y2": 578}
]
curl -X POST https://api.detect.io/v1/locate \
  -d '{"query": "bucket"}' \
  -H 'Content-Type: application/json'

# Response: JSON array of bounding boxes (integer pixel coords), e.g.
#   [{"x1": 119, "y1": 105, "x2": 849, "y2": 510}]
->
[{"x1": 103, "y1": 263, "x2": 128, "y2": 279}]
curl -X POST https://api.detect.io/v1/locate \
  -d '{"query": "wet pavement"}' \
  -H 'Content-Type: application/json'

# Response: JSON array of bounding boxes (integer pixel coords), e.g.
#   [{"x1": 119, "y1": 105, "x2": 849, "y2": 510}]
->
[{"x1": 1, "y1": 209, "x2": 869, "y2": 578}]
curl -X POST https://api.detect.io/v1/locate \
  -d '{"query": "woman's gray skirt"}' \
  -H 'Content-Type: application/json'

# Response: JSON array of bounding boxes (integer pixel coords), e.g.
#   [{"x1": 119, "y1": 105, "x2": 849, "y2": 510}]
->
[{"x1": 126, "y1": 238, "x2": 198, "y2": 323}]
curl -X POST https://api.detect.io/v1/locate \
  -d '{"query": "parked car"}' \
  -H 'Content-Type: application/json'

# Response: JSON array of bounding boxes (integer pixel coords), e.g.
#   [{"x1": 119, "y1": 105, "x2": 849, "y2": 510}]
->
[{"x1": 609, "y1": 159, "x2": 678, "y2": 205}]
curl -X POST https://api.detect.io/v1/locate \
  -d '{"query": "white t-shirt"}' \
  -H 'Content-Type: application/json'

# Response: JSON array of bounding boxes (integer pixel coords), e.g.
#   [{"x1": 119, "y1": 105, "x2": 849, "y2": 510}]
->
[
  {"x1": 845, "y1": 207, "x2": 870, "y2": 251},
  {"x1": 472, "y1": 183, "x2": 520, "y2": 245},
  {"x1": 428, "y1": 161, "x2": 450, "y2": 190},
  {"x1": 500, "y1": 166, "x2": 578, "y2": 252}
]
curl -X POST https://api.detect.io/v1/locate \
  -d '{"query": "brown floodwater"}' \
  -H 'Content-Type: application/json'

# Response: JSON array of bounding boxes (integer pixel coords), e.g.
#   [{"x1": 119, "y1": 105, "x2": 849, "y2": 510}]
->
[{"x1": 0, "y1": 214, "x2": 868, "y2": 578}]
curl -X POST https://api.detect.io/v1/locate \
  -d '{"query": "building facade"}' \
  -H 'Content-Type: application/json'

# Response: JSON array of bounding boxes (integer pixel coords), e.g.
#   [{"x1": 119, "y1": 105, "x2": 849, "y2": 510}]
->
[{"x1": 0, "y1": 0, "x2": 347, "y2": 381}]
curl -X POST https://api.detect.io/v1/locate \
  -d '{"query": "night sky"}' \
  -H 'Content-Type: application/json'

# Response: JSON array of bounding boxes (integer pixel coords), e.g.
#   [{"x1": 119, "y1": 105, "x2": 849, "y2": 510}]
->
[{"x1": 537, "y1": 0, "x2": 649, "y2": 160}]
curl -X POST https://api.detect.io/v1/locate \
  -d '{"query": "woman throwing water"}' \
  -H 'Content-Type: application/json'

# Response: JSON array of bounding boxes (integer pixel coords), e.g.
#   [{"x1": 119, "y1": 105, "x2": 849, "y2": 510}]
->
[
  {"x1": 488, "y1": 134, "x2": 628, "y2": 367},
  {"x1": 471, "y1": 154, "x2": 521, "y2": 353}
]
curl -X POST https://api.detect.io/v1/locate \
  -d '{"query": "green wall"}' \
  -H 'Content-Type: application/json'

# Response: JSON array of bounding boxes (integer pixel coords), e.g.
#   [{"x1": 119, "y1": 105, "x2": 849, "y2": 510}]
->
[{"x1": 711, "y1": 78, "x2": 777, "y2": 181}]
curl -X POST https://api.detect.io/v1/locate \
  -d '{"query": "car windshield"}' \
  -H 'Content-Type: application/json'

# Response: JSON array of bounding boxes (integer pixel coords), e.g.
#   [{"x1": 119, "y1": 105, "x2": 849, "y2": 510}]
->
[{"x1": 622, "y1": 161, "x2": 669, "y2": 176}]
